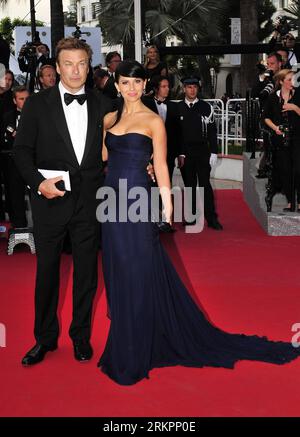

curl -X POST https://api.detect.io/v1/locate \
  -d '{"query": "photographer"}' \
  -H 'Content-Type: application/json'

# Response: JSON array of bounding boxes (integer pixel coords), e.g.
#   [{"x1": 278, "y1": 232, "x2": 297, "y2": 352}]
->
[
  {"x1": 263, "y1": 69, "x2": 300, "y2": 211},
  {"x1": 252, "y1": 53, "x2": 282, "y2": 103},
  {"x1": 252, "y1": 53, "x2": 282, "y2": 178},
  {"x1": 18, "y1": 42, "x2": 55, "y2": 92},
  {"x1": 38, "y1": 64, "x2": 57, "y2": 90},
  {"x1": 269, "y1": 16, "x2": 300, "y2": 67},
  {"x1": 0, "y1": 86, "x2": 29, "y2": 228}
]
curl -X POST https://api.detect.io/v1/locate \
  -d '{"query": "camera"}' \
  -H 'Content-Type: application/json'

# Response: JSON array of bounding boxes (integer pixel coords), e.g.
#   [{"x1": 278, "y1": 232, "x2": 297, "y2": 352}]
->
[
  {"x1": 275, "y1": 16, "x2": 296, "y2": 36},
  {"x1": 72, "y1": 25, "x2": 90, "y2": 41},
  {"x1": 278, "y1": 123, "x2": 290, "y2": 147},
  {"x1": 19, "y1": 41, "x2": 37, "y2": 60},
  {"x1": 256, "y1": 62, "x2": 266, "y2": 74},
  {"x1": 264, "y1": 69, "x2": 274, "y2": 78}
]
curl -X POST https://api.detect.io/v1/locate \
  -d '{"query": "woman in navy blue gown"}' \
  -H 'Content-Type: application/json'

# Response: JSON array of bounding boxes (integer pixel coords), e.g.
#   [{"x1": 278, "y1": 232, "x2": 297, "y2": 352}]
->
[{"x1": 97, "y1": 60, "x2": 299, "y2": 386}]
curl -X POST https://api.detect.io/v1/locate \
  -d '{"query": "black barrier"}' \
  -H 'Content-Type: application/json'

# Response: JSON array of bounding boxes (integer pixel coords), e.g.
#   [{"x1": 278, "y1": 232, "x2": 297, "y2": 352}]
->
[{"x1": 245, "y1": 91, "x2": 261, "y2": 157}]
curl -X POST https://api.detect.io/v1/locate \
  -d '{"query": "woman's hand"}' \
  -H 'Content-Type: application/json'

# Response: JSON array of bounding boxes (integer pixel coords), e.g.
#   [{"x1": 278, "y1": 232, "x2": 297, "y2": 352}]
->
[
  {"x1": 162, "y1": 205, "x2": 173, "y2": 225},
  {"x1": 282, "y1": 103, "x2": 298, "y2": 113},
  {"x1": 147, "y1": 162, "x2": 156, "y2": 182},
  {"x1": 274, "y1": 126, "x2": 283, "y2": 135}
]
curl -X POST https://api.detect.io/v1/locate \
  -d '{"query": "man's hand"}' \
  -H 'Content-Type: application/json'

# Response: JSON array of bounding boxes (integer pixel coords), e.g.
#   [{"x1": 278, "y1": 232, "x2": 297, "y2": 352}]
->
[
  {"x1": 209, "y1": 153, "x2": 218, "y2": 167},
  {"x1": 177, "y1": 156, "x2": 185, "y2": 168},
  {"x1": 38, "y1": 176, "x2": 65, "y2": 199},
  {"x1": 147, "y1": 162, "x2": 156, "y2": 182}
]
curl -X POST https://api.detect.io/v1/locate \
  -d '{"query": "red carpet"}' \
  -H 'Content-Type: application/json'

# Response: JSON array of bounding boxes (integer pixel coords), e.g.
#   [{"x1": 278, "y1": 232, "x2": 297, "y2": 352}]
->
[{"x1": 1, "y1": 190, "x2": 300, "y2": 417}]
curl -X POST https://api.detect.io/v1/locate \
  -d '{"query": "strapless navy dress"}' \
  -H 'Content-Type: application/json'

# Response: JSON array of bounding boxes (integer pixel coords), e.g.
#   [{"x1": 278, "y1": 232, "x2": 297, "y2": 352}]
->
[{"x1": 98, "y1": 132, "x2": 299, "y2": 385}]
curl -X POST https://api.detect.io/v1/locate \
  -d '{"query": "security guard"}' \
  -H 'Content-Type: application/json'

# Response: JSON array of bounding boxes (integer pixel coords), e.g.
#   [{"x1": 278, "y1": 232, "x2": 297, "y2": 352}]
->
[{"x1": 177, "y1": 76, "x2": 223, "y2": 230}]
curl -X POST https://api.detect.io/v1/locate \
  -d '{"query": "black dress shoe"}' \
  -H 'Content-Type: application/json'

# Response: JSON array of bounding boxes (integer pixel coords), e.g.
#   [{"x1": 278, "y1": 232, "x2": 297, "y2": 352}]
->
[
  {"x1": 22, "y1": 343, "x2": 57, "y2": 366},
  {"x1": 255, "y1": 171, "x2": 267, "y2": 179},
  {"x1": 183, "y1": 219, "x2": 196, "y2": 226},
  {"x1": 207, "y1": 220, "x2": 223, "y2": 230},
  {"x1": 156, "y1": 221, "x2": 176, "y2": 233},
  {"x1": 73, "y1": 340, "x2": 93, "y2": 362}
]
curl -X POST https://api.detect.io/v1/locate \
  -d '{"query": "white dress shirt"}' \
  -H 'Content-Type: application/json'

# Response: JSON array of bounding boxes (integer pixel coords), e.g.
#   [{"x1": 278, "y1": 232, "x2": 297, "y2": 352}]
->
[
  {"x1": 288, "y1": 50, "x2": 297, "y2": 66},
  {"x1": 59, "y1": 81, "x2": 88, "y2": 165},
  {"x1": 155, "y1": 99, "x2": 167, "y2": 123},
  {"x1": 185, "y1": 97, "x2": 199, "y2": 108}
]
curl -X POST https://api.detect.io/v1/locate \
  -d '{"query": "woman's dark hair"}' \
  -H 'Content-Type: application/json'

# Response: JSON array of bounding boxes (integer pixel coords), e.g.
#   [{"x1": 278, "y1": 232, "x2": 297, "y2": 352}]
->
[
  {"x1": 115, "y1": 59, "x2": 146, "y2": 82},
  {"x1": 109, "y1": 60, "x2": 146, "y2": 129},
  {"x1": 151, "y1": 74, "x2": 170, "y2": 91}
]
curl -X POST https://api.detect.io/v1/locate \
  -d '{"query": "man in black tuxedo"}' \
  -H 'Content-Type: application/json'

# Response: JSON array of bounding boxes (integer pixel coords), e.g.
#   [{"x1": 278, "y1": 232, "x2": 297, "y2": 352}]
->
[
  {"x1": 102, "y1": 51, "x2": 121, "y2": 100},
  {"x1": 14, "y1": 37, "x2": 113, "y2": 366},
  {"x1": 143, "y1": 75, "x2": 180, "y2": 232},
  {"x1": 143, "y1": 75, "x2": 180, "y2": 180}
]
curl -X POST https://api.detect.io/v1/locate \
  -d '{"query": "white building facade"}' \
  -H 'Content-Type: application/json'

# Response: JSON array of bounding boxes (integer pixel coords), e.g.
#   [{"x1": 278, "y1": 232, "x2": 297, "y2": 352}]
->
[{"x1": 0, "y1": 0, "x2": 70, "y2": 26}]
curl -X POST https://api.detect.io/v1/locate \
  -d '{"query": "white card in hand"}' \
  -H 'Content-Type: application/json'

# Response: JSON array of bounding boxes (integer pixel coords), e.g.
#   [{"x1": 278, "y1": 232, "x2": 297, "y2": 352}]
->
[{"x1": 38, "y1": 169, "x2": 71, "y2": 191}]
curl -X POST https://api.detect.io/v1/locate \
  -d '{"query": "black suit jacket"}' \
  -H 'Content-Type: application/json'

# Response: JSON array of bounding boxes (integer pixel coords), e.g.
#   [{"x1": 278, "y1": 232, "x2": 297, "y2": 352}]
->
[
  {"x1": 177, "y1": 100, "x2": 218, "y2": 156},
  {"x1": 18, "y1": 54, "x2": 56, "y2": 73},
  {"x1": 143, "y1": 97, "x2": 181, "y2": 162},
  {"x1": 13, "y1": 84, "x2": 113, "y2": 225},
  {"x1": 0, "y1": 109, "x2": 20, "y2": 151},
  {"x1": 102, "y1": 75, "x2": 118, "y2": 100}
]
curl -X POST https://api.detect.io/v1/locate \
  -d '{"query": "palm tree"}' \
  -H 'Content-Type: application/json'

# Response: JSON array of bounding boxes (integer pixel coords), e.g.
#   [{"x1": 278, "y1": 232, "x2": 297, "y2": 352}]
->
[
  {"x1": 284, "y1": 0, "x2": 300, "y2": 33},
  {"x1": 99, "y1": 0, "x2": 224, "y2": 48},
  {"x1": 98, "y1": 0, "x2": 225, "y2": 96}
]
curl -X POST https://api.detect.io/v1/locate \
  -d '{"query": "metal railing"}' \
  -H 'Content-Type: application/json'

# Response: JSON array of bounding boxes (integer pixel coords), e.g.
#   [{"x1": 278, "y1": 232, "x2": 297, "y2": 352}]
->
[
  {"x1": 205, "y1": 97, "x2": 263, "y2": 155},
  {"x1": 204, "y1": 99, "x2": 225, "y2": 154},
  {"x1": 172, "y1": 97, "x2": 262, "y2": 156}
]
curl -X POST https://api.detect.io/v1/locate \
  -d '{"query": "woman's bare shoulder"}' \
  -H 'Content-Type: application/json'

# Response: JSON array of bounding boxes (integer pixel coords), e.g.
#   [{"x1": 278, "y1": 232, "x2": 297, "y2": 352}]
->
[
  {"x1": 104, "y1": 110, "x2": 118, "y2": 129},
  {"x1": 146, "y1": 110, "x2": 165, "y2": 129}
]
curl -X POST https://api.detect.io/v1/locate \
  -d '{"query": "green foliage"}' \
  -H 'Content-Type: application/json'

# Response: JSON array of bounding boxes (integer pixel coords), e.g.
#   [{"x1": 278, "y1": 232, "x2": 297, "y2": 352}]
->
[
  {"x1": 64, "y1": 0, "x2": 77, "y2": 26},
  {"x1": 0, "y1": 17, "x2": 44, "y2": 47},
  {"x1": 99, "y1": 0, "x2": 225, "y2": 46}
]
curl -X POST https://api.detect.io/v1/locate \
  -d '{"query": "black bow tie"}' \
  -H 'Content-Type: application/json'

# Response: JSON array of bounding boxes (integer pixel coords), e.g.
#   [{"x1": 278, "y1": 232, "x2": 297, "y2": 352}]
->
[
  {"x1": 155, "y1": 98, "x2": 167, "y2": 105},
  {"x1": 64, "y1": 92, "x2": 87, "y2": 106}
]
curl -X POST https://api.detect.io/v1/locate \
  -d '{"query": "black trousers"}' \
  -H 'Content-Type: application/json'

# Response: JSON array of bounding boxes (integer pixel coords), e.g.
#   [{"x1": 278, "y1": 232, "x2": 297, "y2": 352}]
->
[
  {"x1": 292, "y1": 138, "x2": 300, "y2": 204},
  {"x1": 33, "y1": 199, "x2": 99, "y2": 346},
  {"x1": 272, "y1": 138, "x2": 300, "y2": 204},
  {"x1": 0, "y1": 155, "x2": 5, "y2": 219},
  {"x1": 2, "y1": 153, "x2": 27, "y2": 228},
  {"x1": 272, "y1": 148, "x2": 292, "y2": 202},
  {"x1": 183, "y1": 155, "x2": 217, "y2": 222}
]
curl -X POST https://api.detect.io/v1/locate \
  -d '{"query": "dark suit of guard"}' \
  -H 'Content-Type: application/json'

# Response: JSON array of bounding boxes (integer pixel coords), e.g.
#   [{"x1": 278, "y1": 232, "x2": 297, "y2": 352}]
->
[{"x1": 177, "y1": 97, "x2": 221, "y2": 228}]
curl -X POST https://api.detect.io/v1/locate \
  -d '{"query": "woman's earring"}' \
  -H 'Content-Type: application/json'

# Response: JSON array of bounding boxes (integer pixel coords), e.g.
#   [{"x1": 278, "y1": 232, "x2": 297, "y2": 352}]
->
[
  {"x1": 143, "y1": 89, "x2": 146, "y2": 95},
  {"x1": 117, "y1": 91, "x2": 121, "y2": 97}
]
